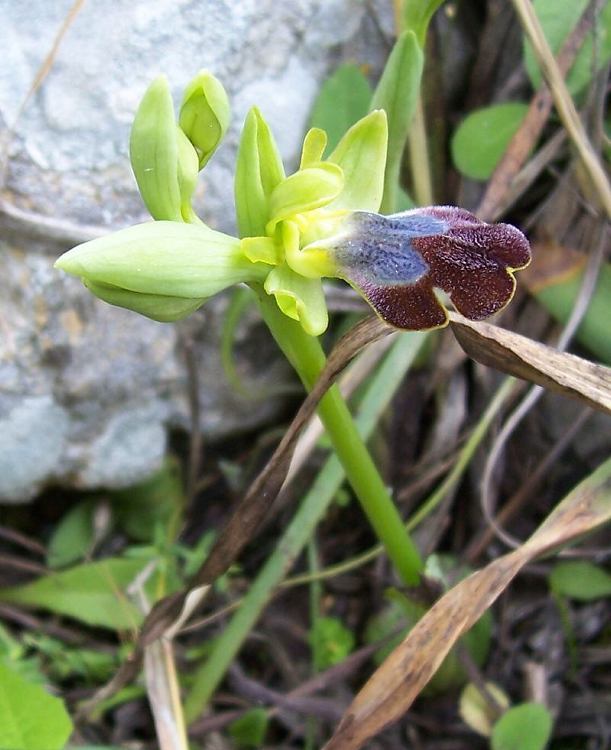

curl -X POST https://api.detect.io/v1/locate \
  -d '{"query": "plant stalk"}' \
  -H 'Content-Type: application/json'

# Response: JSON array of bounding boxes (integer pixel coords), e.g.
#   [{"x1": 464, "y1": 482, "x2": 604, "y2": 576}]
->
[{"x1": 255, "y1": 286, "x2": 423, "y2": 588}]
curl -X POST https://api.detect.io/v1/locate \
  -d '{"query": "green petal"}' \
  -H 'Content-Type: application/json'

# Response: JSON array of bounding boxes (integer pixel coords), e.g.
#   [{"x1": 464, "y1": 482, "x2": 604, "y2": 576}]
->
[
  {"x1": 235, "y1": 107, "x2": 286, "y2": 238},
  {"x1": 129, "y1": 76, "x2": 182, "y2": 221},
  {"x1": 326, "y1": 110, "x2": 388, "y2": 212},
  {"x1": 179, "y1": 70, "x2": 230, "y2": 169},
  {"x1": 264, "y1": 263, "x2": 328, "y2": 336},
  {"x1": 300, "y1": 128, "x2": 328, "y2": 169},
  {"x1": 55, "y1": 221, "x2": 266, "y2": 299},
  {"x1": 85, "y1": 281, "x2": 205, "y2": 322},
  {"x1": 267, "y1": 163, "x2": 344, "y2": 231}
]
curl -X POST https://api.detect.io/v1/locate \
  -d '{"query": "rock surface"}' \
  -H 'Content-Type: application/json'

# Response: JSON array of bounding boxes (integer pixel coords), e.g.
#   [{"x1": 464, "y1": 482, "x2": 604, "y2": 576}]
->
[{"x1": 0, "y1": 0, "x2": 391, "y2": 502}]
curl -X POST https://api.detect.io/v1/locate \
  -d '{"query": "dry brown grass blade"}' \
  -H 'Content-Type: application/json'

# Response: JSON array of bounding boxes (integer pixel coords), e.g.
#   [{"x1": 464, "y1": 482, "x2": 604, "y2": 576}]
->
[
  {"x1": 324, "y1": 457, "x2": 611, "y2": 750},
  {"x1": 511, "y1": 0, "x2": 611, "y2": 217},
  {"x1": 477, "y1": 0, "x2": 595, "y2": 222},
  {"x1": 448, "y1": 312, "x2": 611, "y2": 414}
]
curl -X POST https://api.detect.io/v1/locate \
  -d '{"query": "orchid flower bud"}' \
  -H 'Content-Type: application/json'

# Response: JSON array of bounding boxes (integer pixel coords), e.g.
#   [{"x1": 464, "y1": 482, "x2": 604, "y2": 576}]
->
[
  {"x1": 54, "y1": 221, "x2": 267, "y2": 322},
  {"x1": 179, "y1": 70, "x2": 230, "y2": 170}
]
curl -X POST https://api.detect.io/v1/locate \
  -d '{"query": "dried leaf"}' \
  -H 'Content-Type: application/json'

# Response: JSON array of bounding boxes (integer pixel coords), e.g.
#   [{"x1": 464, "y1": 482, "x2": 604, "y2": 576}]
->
[
  {"x1": 448, "y1": 311, "x2": 611, "y2": 414},
  {"x1": 324, "y1": 457, "x2": 611, "y2": 750}
]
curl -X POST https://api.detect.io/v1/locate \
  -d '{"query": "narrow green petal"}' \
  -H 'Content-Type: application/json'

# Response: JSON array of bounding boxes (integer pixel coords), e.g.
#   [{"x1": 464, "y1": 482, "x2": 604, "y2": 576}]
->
[
  {"x1": 267, "y1": 163, "x2": 344, "y2": 231},
  {"x1": 326, "y1": 110, "x2": 388, "y2": 212},
  {"x1": 179, "y1": 70, "x2": 230, "y2": 169},
  {"x1": 55, "y1": 221, "x2": 265, "y2": 299},
  {"x1": 85, "y1": 281, "x2": 205, "y2": 322},
  {"x1": 235, "y1": 107, "x2": 285, "y2": 238},
  {"x1": 129, "y1": 76, "x2": 182, "y2": 221},
  {"x1": 264, "y1": 263, "x2": 328, "y2": 336},
  {"x1": 300, "y1": 128, "x2": 328, "y2": 169}
]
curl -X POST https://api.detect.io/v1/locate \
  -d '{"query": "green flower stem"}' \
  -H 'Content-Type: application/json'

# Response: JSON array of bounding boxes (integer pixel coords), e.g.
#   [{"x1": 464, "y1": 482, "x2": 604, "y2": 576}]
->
[
  {"x1": 184, "y1": 330, "x2": 426, "y2": 720},
  {"x1": 253, "y1": 284, "x2": 423, "y2": 587}
]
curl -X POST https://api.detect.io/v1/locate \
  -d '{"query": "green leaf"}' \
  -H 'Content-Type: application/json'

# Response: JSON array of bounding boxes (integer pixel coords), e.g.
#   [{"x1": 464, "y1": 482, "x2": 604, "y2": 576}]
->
[
  {"x1": 403, "y1": 0, "x2": 446, "y2": 47},
  {"x1": 550, "y1": 561, "x2": 611, "y2": 601},
  {"x1": 451, "y1": 103, "x2": 529, "y2": 180},
  {"x1": 491, "y1": 702, "x2": 553, "y2": 750},
  {"x1": 47, "y1": 499, "x2": 98, "y2": 568},
  {"x1": 309, "y1": 64, "x2": 372, "y2": 153},
  {"x1": 327, "y1": 110, "x2": 388, "y2": 212},
  {"x1": 370, "y1": 30, "x2": 424, "y2": 213},
  {"x1": 235, "y1": 107, "x2": 285, "y2": 238},
  {"x1": 0, "y1": 662, "x2": 73, "y2": 750},
  {"x1": 0, "y1": 558, "x2": 149, "y2": 630},
  {"x1": 524, "y1": 0, "x2": 611, "y2": 96},
  {"x1": 129, "y1": 76, "x2": 183, "y2": 222},
  {"x1": 309, "y1": 616, "x2": 355, "y2": 671},
  {"x1": 112, "y1": 458, "x2": 184, "y2": 543},
  {"x1": 532, "y1": 260, "x2": 611, "y2": 365},
  {"x1": 228, "y1": 708, "x2": 269, "y2": 748}
]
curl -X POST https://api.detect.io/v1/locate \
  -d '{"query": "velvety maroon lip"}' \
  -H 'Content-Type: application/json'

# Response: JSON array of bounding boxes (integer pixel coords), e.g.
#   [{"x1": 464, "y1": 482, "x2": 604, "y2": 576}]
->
[{"x1": 332, "y1": 206, "x2": 531, "y2": 330}]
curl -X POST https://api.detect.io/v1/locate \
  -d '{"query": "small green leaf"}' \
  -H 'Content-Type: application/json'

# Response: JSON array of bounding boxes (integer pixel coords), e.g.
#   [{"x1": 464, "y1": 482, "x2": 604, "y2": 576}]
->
[
  {"x1": 264, "y1": 263, "x2": 328, "y2": 336},
  {"x1": 112, "y1": 458, "x2": 184, "y2": 543},
  {"x1": 228, "y1": 707, "x2": 269, "y2": 748},
  {"x1": 179, "y1": 70, "x2": 230, "y2": 169},
  {"x1": 549, "y1": 561, "x2": 611, "y2": 601},
  {"x1": 0, "y1": 558, "x2": 149, "y2": 630},
  {"x1": 309, "y1": 64, "x2": 373, "y2": 153},
  {"x1": 235, "y1": 107, "x2": 285, "y2": 238},
  {"x1": 0, "y1": 662, "x2": 73, "y2": 750},
  {"x1": 47, "y1": 499, "x2": 98, "y2": 568},
  {"x1": 532, "y1": 260, "x2": 611, "y2": 365},
  {"x1": 403, "y1": 0, "x2": 446, "y2": 47},
  {"x1": 309, "y1": 616, "x2": 355, "y2": 671},
  {"x1": 129, "y1": 76, "x2": 183, "y2": 222},
  {"x1": 491, "y1": 703, "x2": 553, "y2": 750},
  {"x1": 370, "y1": 30, "x2": 424, "y2": 213},
  {"x1": 327, "y1": 110, "x2": 388, "y2": 212},
  {"x1": 524, "y1": 0, "x2": 611, "y2": 96},
  {"x1": 451, "y1": 103, "x2": 529, "y2": 180}
]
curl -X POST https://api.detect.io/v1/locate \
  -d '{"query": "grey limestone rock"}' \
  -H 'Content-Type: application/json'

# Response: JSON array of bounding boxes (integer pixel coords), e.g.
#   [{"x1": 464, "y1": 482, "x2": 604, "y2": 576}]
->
[{"x1": 0, "y1": 0, "x2": 391, "y2": 502}]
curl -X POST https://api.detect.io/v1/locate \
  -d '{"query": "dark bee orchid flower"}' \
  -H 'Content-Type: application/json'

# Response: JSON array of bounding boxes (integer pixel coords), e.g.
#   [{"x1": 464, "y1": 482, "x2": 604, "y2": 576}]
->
[
  {"x1": 56, "y1": 74, "x2": 530, "y2": 334},
  {"x1": 313, "y1": 206, "x2": 531, "y2": 330}
]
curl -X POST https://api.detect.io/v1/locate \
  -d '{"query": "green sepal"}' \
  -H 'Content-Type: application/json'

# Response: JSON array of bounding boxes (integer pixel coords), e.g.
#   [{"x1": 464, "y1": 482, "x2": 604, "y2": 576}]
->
[
  {"x1": 235, "y1": 107, "x2": 286, "y2": 238},
  {"x1": 129, "y1": 76, "x2": 183, "y2": 222},
  {"x1": 179, "y1": 70, "x2": 230, "y2": 169},
  {"x1": 326, "y1": 110, "x2": 388, "y2": 212},
  {"x1": 300, "y1": 128, "x2": 328, "y2": 169},
  {"x1": 55, "y1": 221, "x2": 266, "y2": 302},
  {"x1": 85, "y1": 281, "x2": 206, "y2": 322},
  {"x1": 264, "y1": 263, "x2": 328, "y2": 336},
  {"x1": 267, "y1": 163, "x2": 344, "y2": 232}
]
